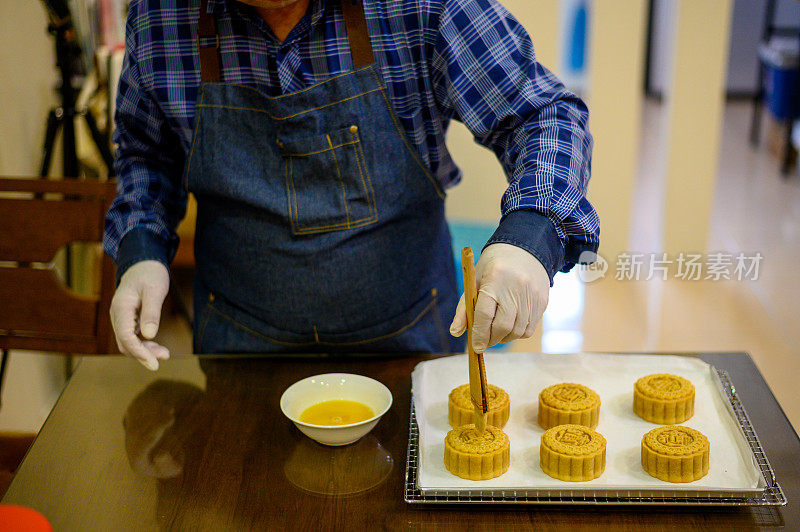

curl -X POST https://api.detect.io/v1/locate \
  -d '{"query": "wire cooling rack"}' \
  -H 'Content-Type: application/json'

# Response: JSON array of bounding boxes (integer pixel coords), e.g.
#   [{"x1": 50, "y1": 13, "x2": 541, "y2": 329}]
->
[{"x1": 404, "y1": 369, "x2": 786, "y2": 506}]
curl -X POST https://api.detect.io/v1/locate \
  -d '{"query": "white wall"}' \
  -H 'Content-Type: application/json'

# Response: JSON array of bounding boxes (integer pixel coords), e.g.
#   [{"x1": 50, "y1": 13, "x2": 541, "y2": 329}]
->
[
  {"x1": 0, "y1": 2, "x2": 69, "y2": 433},
  {"x1": 0, "y1": 3, "x2": 60, "y2": 175}
]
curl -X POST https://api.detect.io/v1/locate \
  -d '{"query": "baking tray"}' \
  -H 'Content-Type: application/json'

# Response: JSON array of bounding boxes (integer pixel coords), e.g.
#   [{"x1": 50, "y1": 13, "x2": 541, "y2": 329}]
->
[{"x1": 404, "y1": 367, "x2": 785, "y2": 506}]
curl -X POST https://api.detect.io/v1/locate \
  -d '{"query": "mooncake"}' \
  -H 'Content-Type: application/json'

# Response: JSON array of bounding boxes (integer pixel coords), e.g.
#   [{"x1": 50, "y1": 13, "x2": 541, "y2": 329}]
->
[
  {"x1": 538, "y1": 383, "x2": 601, "y2": 430},
  {"x1": 443, "y1": 424, "x2": 510, "y2": 480},
  {"x1": 540, "y1": 424, "x2": 606, "y2": 481},
  {"x1": 633, "y1": 374, "x2": 695, "y2": 424},
  {"x1": 448, "y1": 384, "x2": 510, "y2": 429},
  {"x1": 641, "y1": 425, "x2": 709, "y2": 482}
]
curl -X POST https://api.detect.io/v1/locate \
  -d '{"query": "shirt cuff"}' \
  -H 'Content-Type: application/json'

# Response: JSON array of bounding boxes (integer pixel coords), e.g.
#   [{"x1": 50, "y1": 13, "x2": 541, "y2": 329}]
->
[
  {"x1": 483, "y1": 209, "x2": 565, "y2": 286},
  {"x1": 115, "y1": 227, "x2": 172, "y2": 284}
]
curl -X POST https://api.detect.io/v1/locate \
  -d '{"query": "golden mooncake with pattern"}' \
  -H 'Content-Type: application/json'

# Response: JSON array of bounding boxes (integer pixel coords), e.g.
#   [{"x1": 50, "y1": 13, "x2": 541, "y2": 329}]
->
[
  {"x1": 538, "y1": 383, "x2": 601, "y2": 430},
  {"x1": 540, "y1": 424, "x2": 606, "y2": 482},
  {"x1": 633, "y1": 374, "x2": 695, "y2": 424},
  {"x1": 448, "y1": 384, "x2": 510, "y2": 428},
  {"x1": 641, "y1": 425, "x2": 709, "y2": 482},
  {"x1": 444, "y1": 424, "x2": 510, "y2": 480}
]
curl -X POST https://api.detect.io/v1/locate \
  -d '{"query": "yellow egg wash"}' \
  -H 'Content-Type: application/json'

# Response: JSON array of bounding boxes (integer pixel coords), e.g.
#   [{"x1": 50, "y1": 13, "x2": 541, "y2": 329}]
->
[{"x1": 299, "y1": 400, "x2": 374, "y2": 426}]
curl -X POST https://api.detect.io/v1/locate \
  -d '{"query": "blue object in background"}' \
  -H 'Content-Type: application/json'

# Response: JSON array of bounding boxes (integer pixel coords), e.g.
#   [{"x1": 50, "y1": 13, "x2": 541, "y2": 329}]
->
[
  {"x1": 448, "y1": 220, "x2": 507, "y2": 351},
  {"x1": 765, "y1": 65, "x2": 799, "y2": 120},
  {"x1": 568, "y1": 1, "x2": 588, "y2": 73},
  {"x1": 760, "y1": 37, "x2": 800, "y2": 121}
]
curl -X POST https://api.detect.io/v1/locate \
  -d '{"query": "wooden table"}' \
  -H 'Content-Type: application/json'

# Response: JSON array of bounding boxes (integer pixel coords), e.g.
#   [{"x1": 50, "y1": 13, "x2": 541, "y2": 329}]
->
[{"x1": 3, "y1": 353, "x2": 797, "y2": 530}]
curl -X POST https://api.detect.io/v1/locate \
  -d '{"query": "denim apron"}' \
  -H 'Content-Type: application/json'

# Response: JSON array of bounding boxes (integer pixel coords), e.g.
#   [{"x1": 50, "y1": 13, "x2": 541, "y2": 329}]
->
[{"x1": 186, "y1": 0, "x2": 463, "y2": 354}]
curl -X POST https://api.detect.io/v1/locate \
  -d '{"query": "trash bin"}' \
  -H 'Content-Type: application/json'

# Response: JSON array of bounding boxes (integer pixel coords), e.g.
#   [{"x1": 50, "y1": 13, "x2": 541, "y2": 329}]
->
[{"x1": 759, "y1": 37, "x2": 799, "y2": 120}]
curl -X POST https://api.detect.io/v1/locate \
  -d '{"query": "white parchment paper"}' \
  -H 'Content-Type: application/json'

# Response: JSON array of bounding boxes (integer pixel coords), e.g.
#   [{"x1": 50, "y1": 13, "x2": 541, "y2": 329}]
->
[{"x1": 411, "y1": 353, "x2": 763, "y2": 495}]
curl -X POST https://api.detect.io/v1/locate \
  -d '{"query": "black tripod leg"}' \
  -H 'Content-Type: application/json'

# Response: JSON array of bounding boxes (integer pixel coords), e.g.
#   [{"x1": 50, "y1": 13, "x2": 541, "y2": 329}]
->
[
  {"x1": 40, "y1": 109, "x2": 61, "y2": 177},
  {"x1": 62, "y1": 108, "x2": 78, "y2": 178},
  {"x1": 82, "y1": 110, "x2": 115, "y2": 176}
]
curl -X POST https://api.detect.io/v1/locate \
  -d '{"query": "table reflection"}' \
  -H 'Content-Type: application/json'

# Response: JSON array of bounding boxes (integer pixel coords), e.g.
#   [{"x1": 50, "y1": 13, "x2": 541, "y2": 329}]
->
[
  {"x1": 121, "y1": 358, "x2": 396, "y2": 528},
  {"x1": 123, "y1": 379, "x2": 204, "y2": 479},
  {"x1": 284, "y1": 435, "x2": 393, "y2": 496}
]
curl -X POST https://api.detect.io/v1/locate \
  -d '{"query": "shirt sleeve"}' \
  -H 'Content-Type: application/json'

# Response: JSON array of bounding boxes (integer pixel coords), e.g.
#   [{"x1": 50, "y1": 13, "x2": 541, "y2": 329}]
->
[
  {"x1": 103, "y1": 2, "x2": 188, "y2": 280},
  {"x1": 427, "y1": 0, "x2": 600, "y2": 283}
]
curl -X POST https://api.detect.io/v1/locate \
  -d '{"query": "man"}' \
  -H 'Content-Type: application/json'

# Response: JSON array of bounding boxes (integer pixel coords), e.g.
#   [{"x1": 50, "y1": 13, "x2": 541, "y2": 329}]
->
[{"x1": 105, "y1": 0, "x2": 599, "y2": 370}]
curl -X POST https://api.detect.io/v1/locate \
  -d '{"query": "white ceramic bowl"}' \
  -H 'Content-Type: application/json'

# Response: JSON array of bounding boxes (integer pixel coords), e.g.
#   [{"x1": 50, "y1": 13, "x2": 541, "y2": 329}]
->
[{"x1": 280, "y1": 373, "x2": 393, "y2": 446}]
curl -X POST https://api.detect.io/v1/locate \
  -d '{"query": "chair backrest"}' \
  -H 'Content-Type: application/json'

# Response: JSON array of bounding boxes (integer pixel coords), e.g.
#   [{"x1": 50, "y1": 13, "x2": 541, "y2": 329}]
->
[{"x1": 0, "y1": 177, "x2": 118, "y2": 354}]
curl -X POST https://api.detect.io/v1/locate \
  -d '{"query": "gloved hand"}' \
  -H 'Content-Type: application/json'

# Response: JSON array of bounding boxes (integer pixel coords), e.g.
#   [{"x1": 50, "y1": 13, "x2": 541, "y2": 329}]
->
[
  {"x1": 110, "y1": 260, "x2": 171, "y2": 370},
  {"x1": 450, "y1": 243, "x2": 550, "y2": 353}
]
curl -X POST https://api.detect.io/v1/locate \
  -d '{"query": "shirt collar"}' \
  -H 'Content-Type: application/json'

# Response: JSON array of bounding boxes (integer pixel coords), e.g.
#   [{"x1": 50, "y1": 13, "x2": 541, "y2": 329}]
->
[{"x1": 208, "y1": 0, "x2": 328, "y2": 26}]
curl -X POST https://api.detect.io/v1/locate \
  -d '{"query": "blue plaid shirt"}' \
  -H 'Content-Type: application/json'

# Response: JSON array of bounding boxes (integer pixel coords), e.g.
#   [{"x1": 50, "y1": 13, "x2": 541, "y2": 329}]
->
[{"x1": 105, "y1": 0, "x2": 599, "y2": 282}]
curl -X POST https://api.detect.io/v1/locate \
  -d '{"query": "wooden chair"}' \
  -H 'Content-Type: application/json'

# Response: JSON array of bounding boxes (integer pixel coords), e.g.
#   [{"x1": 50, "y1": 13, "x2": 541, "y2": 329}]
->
[{"x1": 0, "y1": 177, "x2": 118, "y2": 403}]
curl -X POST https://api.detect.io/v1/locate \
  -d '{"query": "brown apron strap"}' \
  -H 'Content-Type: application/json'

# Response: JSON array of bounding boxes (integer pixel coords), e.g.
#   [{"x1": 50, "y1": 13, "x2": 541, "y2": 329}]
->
[
  {"x1": 198, "y1": 0, "x2": 222, "y2": 82},
  {"x1": 196, "y1": 0, "x2": 374, "y2": 81},
  {"x1": 341, "y1": 0, "x2": 375, "y2": 68}
]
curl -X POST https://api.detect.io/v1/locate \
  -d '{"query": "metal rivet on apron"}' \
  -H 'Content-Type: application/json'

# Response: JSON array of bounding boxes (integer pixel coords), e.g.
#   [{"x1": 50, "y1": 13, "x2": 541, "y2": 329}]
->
[{"x1": 349, "y1": 125, "x2": 358, "y2": 134}]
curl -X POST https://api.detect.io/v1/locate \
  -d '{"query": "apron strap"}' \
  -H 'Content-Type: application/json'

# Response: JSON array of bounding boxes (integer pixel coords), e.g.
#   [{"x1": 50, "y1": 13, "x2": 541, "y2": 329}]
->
[
  {"x1": 341, "y1": 0, "x2": 375, "y2": 68},
  {"x1": 198, "y1": 0, "x2": 222, "y2": 82},
  {"x1": 196, "y1": 0, "x2": 375, "y2": 82}
]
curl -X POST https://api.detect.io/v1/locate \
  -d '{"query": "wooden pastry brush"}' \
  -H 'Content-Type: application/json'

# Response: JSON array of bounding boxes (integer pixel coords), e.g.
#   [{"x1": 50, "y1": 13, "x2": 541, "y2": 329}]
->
[{"x1": 461, "y1": 247, "x2": 488, "y2": 434}]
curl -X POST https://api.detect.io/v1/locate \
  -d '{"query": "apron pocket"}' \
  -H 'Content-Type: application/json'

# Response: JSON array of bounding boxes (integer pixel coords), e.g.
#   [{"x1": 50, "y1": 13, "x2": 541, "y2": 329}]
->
[{"x1": 279, "y1": 125, "x2": 378, "y2": 235}]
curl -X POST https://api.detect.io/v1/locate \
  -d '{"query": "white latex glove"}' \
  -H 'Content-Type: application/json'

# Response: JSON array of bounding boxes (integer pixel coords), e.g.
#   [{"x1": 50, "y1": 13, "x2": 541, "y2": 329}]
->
[
  {"x1": 449, "y1": 243, "x2": 550, "y2": 353},
  {"x1": 111, "y1": 260, "x2": 171, "y2": 370}
]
